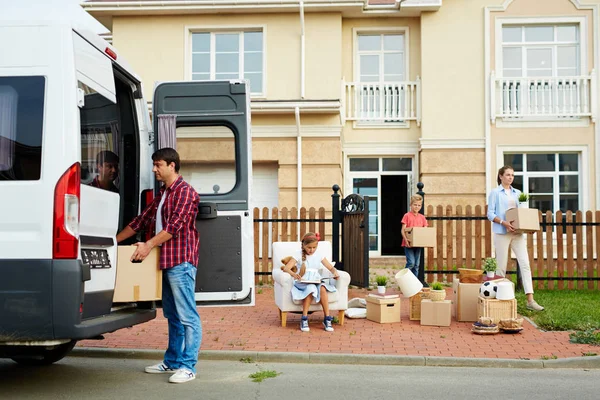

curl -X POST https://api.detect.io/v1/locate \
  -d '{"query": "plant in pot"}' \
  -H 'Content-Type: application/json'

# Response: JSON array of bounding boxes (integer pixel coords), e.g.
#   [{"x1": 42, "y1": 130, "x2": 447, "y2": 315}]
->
[
  {"x1": 483, "y1": 257, "x2": 498, "y2": 278},
  {"x1": 518, "y1": 192, "x2": 529, "y2": 208},
  {"x1": 429, "y1": 281, "x2": 446, "y2": 301},
  {"x1": 375, "y1": 275, "x2": 388, "y2": 294}
]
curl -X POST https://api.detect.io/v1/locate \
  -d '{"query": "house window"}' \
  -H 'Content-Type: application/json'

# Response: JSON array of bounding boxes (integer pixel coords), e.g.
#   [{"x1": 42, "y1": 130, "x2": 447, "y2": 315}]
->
[
  {"x1": 191, "y1": 31, "x2": 264, "y2": 95},
  {"x1": 495, "y1": 23, "x2": 591, "y2": 120},
  {"x1": 503, "y1": 152, "x2": 580, "y2": 212},
  {"x1": 502, "y1": 25, "x2": 579, "y2": 77},
  {"x1": 358, "y1": 33, "x2": 405, "y2": 83},
  {"x1": 355, "y1": 33, "x2": 409, "y2": 123}
]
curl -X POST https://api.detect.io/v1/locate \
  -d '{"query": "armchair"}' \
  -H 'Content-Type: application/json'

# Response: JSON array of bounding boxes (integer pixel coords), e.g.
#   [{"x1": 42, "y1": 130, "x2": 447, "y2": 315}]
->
[{"x1": 272, "y1": 241, "x2": 350, "y2": 327}]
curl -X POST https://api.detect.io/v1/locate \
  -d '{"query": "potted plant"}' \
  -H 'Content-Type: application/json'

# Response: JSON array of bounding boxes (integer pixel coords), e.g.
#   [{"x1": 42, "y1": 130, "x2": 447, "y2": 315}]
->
[
  {"x1": 483, "y1": 257, "x2": 497, "y2": 278},
  {"x1": 375, "y1": 275, "x2": 388, "y2": 294},
  {"x1": 429, "y1": 281, "x2": 446, "y2": 301},
  {"x1": 518, "y1": 192, "x2": 529, "y2": 208}
]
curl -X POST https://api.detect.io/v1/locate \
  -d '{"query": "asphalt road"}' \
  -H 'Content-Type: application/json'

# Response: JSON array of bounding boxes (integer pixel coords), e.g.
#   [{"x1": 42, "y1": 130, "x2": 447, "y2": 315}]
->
[{"x1": 0, "y1": 356, "x2": 598, "y2": 399}]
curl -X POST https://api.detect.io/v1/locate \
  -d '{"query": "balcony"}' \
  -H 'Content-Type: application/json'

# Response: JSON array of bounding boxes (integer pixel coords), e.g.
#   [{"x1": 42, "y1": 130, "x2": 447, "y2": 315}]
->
[
  {"x1": 342, "y1": 80, "x2": 421, "y2": 126},
  {"x1": 491, "y1": 72, "x2": 597, "y2": 123}
]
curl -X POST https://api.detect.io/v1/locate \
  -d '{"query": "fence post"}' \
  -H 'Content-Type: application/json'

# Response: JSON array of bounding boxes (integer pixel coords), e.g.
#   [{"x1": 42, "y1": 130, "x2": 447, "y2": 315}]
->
[
  {"x1": 417, "y1": 182, "x2": 427, "y2": 286},
  {"x1": 363, "y1": 195, "x2": 370, "y2": 287},
  {"x1": 332, "y1": 184, "x2": 341, "y2": 265}
]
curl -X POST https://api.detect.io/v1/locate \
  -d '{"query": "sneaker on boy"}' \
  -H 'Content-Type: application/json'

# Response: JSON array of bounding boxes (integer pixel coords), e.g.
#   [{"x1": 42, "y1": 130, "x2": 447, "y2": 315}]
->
[
  {"x1": 169, "y1": 368, "x2": 196, "y2": 384},
  {"x1": 145, "y1": 362, "x2": 176, "y2": 374},
  {"x1": 323, "y1": 316, "x2": 334, "y2": 332},
  {"x1": 300, "y1": 316, "x2": 310, "y2": 332}
]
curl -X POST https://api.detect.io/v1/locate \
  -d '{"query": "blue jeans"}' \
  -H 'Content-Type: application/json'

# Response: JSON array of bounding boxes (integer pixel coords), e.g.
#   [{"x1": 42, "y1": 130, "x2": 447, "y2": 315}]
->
[
  {"x1": 405, "y1": 247, "x2": 423, "y2": 279},
  {"x1": 162, "y1": 262, "x2": 202, "y2": 373}
]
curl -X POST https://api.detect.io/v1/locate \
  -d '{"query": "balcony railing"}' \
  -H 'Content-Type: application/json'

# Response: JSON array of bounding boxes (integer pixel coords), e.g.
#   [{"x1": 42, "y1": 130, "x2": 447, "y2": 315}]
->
[
  {"x1": 342, "y1": 79, "x2": 421, "y2": 126},
  {"x1": 491, "y1": 71, "x2": 597, "y2": 122}
]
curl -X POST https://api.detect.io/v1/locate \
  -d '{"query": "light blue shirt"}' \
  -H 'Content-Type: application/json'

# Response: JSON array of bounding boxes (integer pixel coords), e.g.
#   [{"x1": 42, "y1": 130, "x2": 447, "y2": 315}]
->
[{"x1": 487, "y1": 185, "x2": 521, "y2": 234}]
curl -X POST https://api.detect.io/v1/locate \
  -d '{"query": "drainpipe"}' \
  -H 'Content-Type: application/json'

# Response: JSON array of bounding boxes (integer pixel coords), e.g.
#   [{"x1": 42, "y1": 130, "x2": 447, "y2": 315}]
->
[
  {"x1": 295, "y1": 106, "x2": 302, "y2": 211},
  {"x1": 299, "y1": 0, "x2": 305, "y2": 99}
]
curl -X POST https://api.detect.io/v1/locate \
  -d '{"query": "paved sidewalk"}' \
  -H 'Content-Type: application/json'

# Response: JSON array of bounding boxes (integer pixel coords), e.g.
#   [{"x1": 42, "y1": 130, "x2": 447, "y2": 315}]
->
[{"x1": 78, "y1": 287, "x2": 598, "y2": 363}]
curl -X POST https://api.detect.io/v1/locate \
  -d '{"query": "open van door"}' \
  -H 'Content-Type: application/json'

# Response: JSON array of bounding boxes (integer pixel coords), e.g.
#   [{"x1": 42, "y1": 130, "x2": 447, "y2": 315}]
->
[{"x1": 153, "y1": 80, "x2": 254, "y2": 306}]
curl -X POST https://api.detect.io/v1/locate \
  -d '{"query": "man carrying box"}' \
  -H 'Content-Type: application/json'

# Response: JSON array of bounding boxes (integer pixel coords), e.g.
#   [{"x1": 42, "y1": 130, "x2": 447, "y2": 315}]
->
[
  {"x1": 487, "y1": 165, "x2": 544, "y2": 312},
  {"x1": 116, "y1": 147, "x2": 201, "y2": 384}
]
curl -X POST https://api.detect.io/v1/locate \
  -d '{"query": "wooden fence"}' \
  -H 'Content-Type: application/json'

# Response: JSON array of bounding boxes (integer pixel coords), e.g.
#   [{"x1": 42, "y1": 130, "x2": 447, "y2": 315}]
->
[
  {"x1": 425, "y1": 205, "x2": 600, "y2": 290},
  {"x1": 252, "y1": 205, "x2": 600, "y2": 290},
  {"x1": 253, "y1": 207, "x2": 329, "y2": 285}
]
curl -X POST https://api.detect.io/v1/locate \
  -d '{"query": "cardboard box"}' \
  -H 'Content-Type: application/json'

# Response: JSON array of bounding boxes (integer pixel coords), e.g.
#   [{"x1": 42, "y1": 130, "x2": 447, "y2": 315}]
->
[
  {"x1": 405, "y1": 227, "x2": 436, "y2": 248},
  {"x1": 366, "y1": 295, "x2": 401, "y2": 323},
  {"x1": 452, "y1": 278, "x2": 481, "y2": 322},
  {"x1": 505, "y1": 208, "x2": 540, "y2": 233},
  {"x1": 113, "y1": 246, "x2": 162, "y2": 302},
  {"x1": 420, "y1": 299, "x2": 452, "y2": 327}
]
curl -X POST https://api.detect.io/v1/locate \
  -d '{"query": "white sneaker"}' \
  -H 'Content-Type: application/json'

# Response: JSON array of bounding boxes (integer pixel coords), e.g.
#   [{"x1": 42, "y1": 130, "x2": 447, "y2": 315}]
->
[
  {"x1": 169, "y1": 368, "x2": 196, "y2": 384},
  {"x1": 145, "y1": 362, "x2": 176, "y2": 374},
  {"x1": 527, "y1": 300, "x2": 545, "y2": 311}
]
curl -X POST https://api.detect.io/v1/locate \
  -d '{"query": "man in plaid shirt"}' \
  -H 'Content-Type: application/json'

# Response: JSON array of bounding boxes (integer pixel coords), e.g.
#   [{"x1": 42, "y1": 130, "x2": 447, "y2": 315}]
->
[{"x1": 116, "y1": 147, "x2": 201, "y2": 384}]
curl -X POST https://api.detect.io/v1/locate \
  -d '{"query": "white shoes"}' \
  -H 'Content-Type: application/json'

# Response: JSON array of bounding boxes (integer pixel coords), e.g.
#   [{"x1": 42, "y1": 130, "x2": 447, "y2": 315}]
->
[
  {"x1": 144, "y1": 362, "x2": 176, "y2": 374},
  {"x1": 145, "y1": 363, "x2": 196, "y2": 383},
  {"x1": 169, "y1": 369, "x2": 196, "y2": 384},
  {"x1": 526, "y1": 300, "x2": 545, "y2": 311}
]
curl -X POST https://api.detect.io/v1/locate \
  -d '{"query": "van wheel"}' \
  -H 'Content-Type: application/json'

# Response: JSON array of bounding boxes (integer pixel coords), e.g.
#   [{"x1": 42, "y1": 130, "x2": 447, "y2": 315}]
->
[{"x1": 10, "y1": 340, "x2": 77, "y2": 366}]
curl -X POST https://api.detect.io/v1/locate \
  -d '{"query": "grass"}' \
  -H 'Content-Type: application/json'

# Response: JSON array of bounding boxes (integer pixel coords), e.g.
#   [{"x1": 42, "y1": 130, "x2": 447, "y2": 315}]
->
[
  {"x1": 515, "y1": 289, "x2": 600, "y2": 331},
  {"x1": 249, "y1": 370, "x2": 280, "y2": 383}
]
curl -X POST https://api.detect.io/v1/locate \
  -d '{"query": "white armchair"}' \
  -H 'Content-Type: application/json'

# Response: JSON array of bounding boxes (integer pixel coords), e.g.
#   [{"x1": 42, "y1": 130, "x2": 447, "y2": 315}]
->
[{"x1": 272, "y1": 241, "x2": 351, "y2": 327}]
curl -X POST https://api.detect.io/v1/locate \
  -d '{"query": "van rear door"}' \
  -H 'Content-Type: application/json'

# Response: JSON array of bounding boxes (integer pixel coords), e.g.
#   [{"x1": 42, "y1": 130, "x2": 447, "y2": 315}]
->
[{"x1": 153, "y1": 80, "x2": 254, "y2": 306}]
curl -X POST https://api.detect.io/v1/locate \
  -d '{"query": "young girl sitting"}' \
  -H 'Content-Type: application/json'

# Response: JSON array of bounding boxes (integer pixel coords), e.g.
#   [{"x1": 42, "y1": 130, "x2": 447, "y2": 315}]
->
[
  {"x1": 282, "y1": 232, "x2": 340, "y2": 332},
  {"x1": 401, "y1": 194, "x2": 428, "y2": 281}
]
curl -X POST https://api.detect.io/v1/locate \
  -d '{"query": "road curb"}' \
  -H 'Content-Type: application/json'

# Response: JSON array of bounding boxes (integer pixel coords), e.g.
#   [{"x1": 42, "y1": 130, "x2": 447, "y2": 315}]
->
[{"x1": 71, "y1": 348, "x2": 600, "y2": 369}]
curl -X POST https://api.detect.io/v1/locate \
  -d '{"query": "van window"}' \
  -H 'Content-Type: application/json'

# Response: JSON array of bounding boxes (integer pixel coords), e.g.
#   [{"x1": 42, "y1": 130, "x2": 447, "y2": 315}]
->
[
  {"x1": 79, "y1": 81, "x2": 120, "y2": 193},
  {"x1": 0, "y1": 76, "x2": 45, "y2": 181},
  {"x1": 178, "y1": 126, "x2": 237, "y2": 195}
]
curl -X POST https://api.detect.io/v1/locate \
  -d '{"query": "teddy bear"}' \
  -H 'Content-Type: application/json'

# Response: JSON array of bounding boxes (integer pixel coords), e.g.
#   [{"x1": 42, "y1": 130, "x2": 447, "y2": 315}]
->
[{"x1": 280, "y1": 256, "x2": 306, "y2": 277}]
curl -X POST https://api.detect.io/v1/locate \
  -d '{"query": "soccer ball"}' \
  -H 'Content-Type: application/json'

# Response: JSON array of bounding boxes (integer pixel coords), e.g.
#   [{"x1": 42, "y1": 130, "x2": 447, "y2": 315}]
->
[{"x1": 479, "y1": 281, "x2": 498, "y2": 299}]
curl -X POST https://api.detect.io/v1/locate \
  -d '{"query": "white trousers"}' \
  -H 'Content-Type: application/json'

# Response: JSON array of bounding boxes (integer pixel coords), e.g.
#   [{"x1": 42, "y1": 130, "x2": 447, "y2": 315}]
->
[{"x1": 493, "y1": 232, "x2": 534, "y2": 295}]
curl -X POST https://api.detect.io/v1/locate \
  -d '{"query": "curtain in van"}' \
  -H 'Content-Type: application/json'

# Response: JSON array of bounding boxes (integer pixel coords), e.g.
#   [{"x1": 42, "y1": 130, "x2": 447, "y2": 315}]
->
[
  {"x1": 158, "y1": 114, "x2": 177, "y2": 150},
  {"x1": 0, "y1": 85, "x2": 18, "y2": 172}
]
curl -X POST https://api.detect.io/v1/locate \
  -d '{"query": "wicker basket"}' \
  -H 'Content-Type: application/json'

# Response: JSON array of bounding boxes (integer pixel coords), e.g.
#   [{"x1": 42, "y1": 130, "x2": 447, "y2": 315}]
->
[
  {"x1": 477, "y1": 296, "x2": 517, "y2": 324},
  {"x1": 409, "y1": 289, "x2": 430, "y2": 320},
  {"x1": 458, "y1": 268, "x2": 484, "y2": 283},
  {"x1": 429, "y1": 289, "x2": 446, "y2": 302}
]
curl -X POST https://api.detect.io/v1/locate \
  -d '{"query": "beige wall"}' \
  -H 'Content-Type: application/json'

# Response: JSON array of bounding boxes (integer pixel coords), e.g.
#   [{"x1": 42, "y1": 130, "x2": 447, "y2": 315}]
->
[
  {"x1": 113, "y1": 13, "x2": 342, "y2": 102},
  {"x1": 420, "y1": 0, "x2": 492, "y2": 141},
  {"x1": 420, "y1": 149, "x2": 487, "y2": 208}
]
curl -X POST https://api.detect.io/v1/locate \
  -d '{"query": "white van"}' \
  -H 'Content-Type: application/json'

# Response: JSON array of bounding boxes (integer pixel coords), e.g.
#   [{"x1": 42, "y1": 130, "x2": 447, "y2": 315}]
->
[{"x1": 0, "y1": 20, "x2": 254, "y2": 365}]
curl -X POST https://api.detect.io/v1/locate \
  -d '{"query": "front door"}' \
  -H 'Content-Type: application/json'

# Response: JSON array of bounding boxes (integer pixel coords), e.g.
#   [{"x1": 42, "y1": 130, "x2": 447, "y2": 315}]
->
[
  {"x1": 381, "y1": 175, "x2": 408, "y2": 256},
  {"x1": 153, "y1": 80, "x2": 254, "y2": 305}
]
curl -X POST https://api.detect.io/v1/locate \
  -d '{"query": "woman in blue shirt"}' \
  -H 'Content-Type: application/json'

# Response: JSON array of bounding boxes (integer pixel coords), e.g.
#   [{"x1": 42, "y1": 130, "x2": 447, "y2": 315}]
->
[{"x1": 487, "y1": 165, "x2": 544, "y2": 311}]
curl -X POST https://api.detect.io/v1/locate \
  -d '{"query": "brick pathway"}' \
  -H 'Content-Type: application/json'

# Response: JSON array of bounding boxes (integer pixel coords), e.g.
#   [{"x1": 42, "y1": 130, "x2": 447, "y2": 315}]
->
[{"x1": 78, "y1": 287, "x2": 597, "y2": 360}]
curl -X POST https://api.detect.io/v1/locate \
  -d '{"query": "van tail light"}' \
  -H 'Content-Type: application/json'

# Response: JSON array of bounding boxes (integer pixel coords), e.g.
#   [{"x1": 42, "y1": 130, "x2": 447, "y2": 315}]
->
[
  {"x1": 53, "y1": 163, "x2": 81, "y2": 259},
  {"x1": 141, "y1": 188, "x2": 154, "y2": 241}
]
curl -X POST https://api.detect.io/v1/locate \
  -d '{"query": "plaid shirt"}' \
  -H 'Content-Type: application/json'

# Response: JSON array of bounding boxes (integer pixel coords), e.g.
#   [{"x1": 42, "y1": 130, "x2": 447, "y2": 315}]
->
[{"x1": 129, "y1": 176, "x2": 200, "y2": 269}]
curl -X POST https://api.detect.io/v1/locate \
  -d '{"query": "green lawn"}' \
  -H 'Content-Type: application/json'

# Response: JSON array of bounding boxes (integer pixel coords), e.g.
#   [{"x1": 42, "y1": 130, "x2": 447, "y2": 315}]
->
[{"x1": 515, "y1": 289, "x2": 600, "y2": 331}]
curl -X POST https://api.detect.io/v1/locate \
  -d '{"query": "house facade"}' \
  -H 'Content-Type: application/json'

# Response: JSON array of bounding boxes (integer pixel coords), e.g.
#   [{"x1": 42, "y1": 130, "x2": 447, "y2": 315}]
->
[{"x1": 83, "y1": 0, "x2": 600, "y2": 257}]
